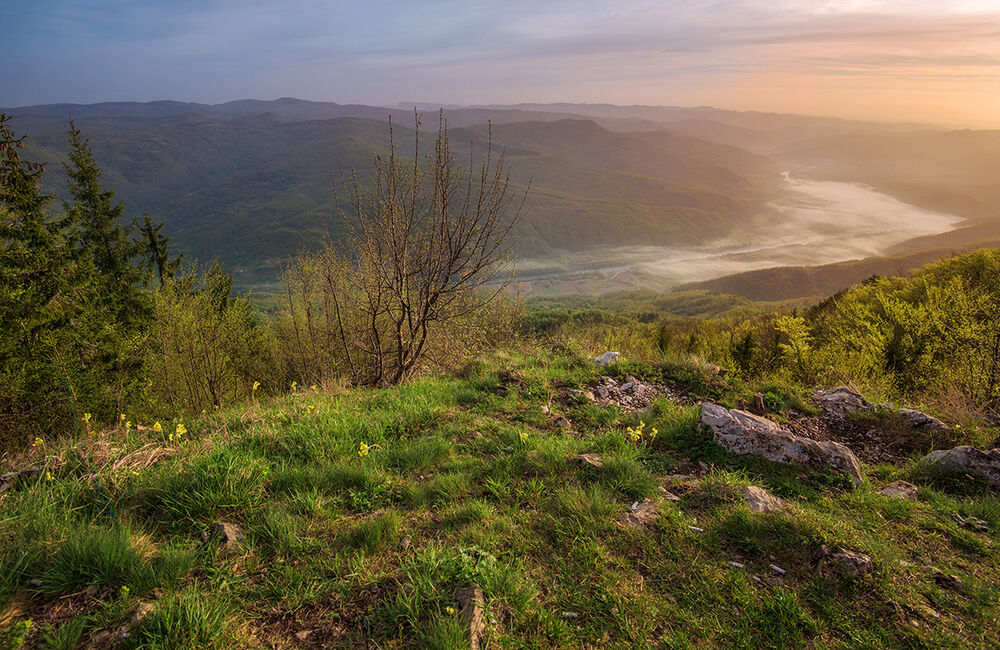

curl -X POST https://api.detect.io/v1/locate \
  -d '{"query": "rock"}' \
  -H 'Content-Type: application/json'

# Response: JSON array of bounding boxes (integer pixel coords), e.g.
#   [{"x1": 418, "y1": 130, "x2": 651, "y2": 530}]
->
[
  {"x1": 130, "y1": 602, "x2": 155, "y2": 626},
  {"x1": 295, "y1": 630, "x2": 312, "y2": 641},
  {"x1": 667, "y1": 474, "x2": 695, "y2": 482},
  {"x1": 620, "y1": 381, "x2": 635, "y2": 393},
  {"x1": 566, "y1": 389, "x2": 594, "y2": 402},
  {"x1": 0, "y1": 467, "x2": 41, "y2": 494},
  {"x1": 818, "y1": 545, "x2": 874, "y2": 579},
  {"x1": 554, "y1": 416, "x2": 571, "y2": 429},
  {"x1": 813, "y1": 387, "x2": 871, "y2": 418},
  {"x1": 953, "y1": 513, "x2": 990, "y2": 532},
  {"x1": 770, "y1": 564, "x2": 786, "y2": 575},
  {"x1": 657, "y1": 486, "x2": 681, "y2": 501},
  {"x1": 922, "y1": 445, "x2": 1000, "y2": 487},
  {"x1": 594, "y1": 351, "x2": 620, "y2": 367},
  {"x1": 931, "y1": 571, "x2": 962, "y2": 590},
  {"x1": 898, "y1": 409, "x2": 946, "y2": 432},
  {"x1": 570, "y1": 453, "x2": 603, "y2": 468},
  {"x1": 879, "y1": 480, "x2": 919, "y2": 500},
  {"x1": 456, "y1": 585, "x2": 486, "y2": 650},
  {"x1": 201, "y1": 522, "x2": 244, "y2": 550},
  {"x1": 700, "y1": 403, "x2": 863, "y2": 485},
  {"x1": 595, "y1": 386, "x2": 609, "y2": 399},
  {"x1": 741, "y1": 486, "x2": 786, "y2": 513},
  {"x1": 622, "y1": 499, "x2": 660, "y2": 528}
]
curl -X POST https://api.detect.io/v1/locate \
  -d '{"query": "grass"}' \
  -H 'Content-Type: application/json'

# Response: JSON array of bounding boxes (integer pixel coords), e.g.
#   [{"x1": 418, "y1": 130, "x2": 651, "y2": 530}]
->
[{"x1": 2, "y1": 344, "x2": 998, "y2": 647}]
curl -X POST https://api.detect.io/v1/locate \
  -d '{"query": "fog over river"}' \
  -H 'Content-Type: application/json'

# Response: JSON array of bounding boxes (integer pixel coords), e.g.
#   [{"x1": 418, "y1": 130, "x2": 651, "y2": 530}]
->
[{"x1": 626, "y1": 172, "x2": 965, "y2": 284}]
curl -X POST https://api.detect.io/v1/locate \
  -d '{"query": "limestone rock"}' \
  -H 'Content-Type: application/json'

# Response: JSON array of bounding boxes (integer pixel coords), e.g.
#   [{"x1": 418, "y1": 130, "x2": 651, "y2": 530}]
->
[
  {"x1": 456, "y1": 585, "x2": 486, "y2": 650},
  {"x1": 898, "y1": 409, "x2": 946, "y2": 432},
  {"x1": 742, "y1": 486, "x2": 786, "y2": 513},
  {"x1": 594, "y1": 351, "x2": 620, "y2": 367},
  {"x1": 922, "y1": 446, "x2": 1000, "y2": 487},
  {"x1": 566, "y1": 388, "x2": 594, "y2": 402},
  {"x1": 813, "y1": 387, "x2": 871, "y2": 418},
  {"x1": 879, "y1": 480, "x2": 918, "y2": 500},
  {"x1": 201, "y1": 521, "x2": 244, "y2": 550},
  {"x1": 622, "y1": 499, "x2": 660, "y2": 528},
  {"x1": 700, "y1": 403, "x2": 863, "y2": 485},
  {"x1": 569, "y1": 453, "x2": 603, "y2": 468},
  {"x1": 819, "y1": 545, "x2": 874, "y2": 579}
]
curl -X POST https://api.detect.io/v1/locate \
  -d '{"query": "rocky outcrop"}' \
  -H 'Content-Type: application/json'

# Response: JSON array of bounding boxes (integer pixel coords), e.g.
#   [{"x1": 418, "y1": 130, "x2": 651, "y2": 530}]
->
[
  {"x1": 922, "y1": 446, "x2": 1000, "y2": 487},
  {"x1": 700, "y1": 403, "x2": 863, "y2": 485}
]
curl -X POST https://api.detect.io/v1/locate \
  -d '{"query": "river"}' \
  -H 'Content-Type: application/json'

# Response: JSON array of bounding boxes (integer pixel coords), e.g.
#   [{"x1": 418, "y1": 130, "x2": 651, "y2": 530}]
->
[{"x1": 626, "y1": 172, "x2": 965, "y2": 284}]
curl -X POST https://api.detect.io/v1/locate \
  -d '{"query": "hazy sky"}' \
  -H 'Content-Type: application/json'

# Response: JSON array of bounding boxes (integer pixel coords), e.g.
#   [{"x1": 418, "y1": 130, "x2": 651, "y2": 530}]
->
[{"x1": 4, "y1": 0, "x2": 1000, "y2": 127}]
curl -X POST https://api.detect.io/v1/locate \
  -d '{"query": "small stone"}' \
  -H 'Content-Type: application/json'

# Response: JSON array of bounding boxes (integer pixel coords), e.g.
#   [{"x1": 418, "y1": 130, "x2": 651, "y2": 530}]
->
[
  {"x1": 295, "y1": 630, "x2": 312, "y2": 641},
  {"x1": 92, "y1": 630, "x2": 113, "y2": 644},
  {"x1": 620, "y1": 382, "x2": 635, "y2": 393},
  {"x1": 562, "y1": 611, "x2": 580, "y2": 619},
  {"x1": 201, "y1": 521, "x2": 244, "y2": 550},
  {"x1": 742, "y1": 486, "x2": 786, "y2": 513},
  {"x1": 667, "y1": 474, "x2": 695, "y2": 482},
  {"x1": 879, "y1": 480, "x2": 919, "y2": 500},
  {"x1": 622, "y1": 499, "x2": 660, "y2": 528},
  {"x1": 728, "y1": 561, "x2": 745, "y2": 569},
  {"x1": 130, "y1": 602, "x2": 155, "y2": 626},
  {"x1": 595, "y1": 387, "x2": 609, "y2": 399},
  {"x1": 657, "y1": 486, "x2": 681, "y2": 501},
  {"x1": 770, "y1": 564, "x2": 787, "y2": 575},
  {"x1": 456, "y1": 585, "x2": 486, "y2": 650},
  {"x1": 594, "y1": 351, "x2": 620, "y2": 367},
  {"x1": 818, "y1": 545, "x2": 874, "y2": 579},
  {"x1": 400, "y1": 534, "x2": 411, "y2": 550},
  {"x1": 932, "y1": 571, "x2": 962, "y2": 590},
  {"x1": 688, "y1": 525, "x2": 704, "y2": 532},
  {"x1": 899, "y1": 409, "x2": 946, "y2": 432},
  {"x1": 27, "y1": 578, "x2": 43, "y2": 588},
  {"x1": 566, "y1": 389, "x2": 594, "y2": 402},
  {"x1": 570, "y1": 453, "x2": 603, "y2": 468}
]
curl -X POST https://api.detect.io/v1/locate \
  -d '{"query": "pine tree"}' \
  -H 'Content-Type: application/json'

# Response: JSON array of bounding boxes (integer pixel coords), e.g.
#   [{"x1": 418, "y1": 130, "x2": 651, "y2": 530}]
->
[{"x1": 140, "y1": 214, "x2": 182, "y2": 286}]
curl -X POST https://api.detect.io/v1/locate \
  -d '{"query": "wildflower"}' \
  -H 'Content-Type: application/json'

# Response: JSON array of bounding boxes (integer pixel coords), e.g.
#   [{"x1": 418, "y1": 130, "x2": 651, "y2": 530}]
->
[
  {"x1": 32, "y1": 437, "x2": 43, "y2": 448},
  {"x1": 119, "y1": 585, "x2": 130, "y2": 599},
  {"x1": 358, "y1": 441, "x2": 370, "y2": 457},
  {"x1": 291, "y1": 381, "x2": 298, "y2": 392},
  {"x1": 310, "y1": 384, "x2": 318, "y2": 392},
  {"x1": 176, "y1": 423, "x2": 188, "y2": 436},
  {"x1": 81, "y1": 412, "x2": 92, "y2": 424},
  {"x1": 252, "y1": 381, "x2": 261, "y2": 392},
  {"x1": 168, "y1": 433, "x2": 174, "y2": 442},
  {"x1": 44, "y1": 472, "x2": 53, "y2": 481},
  {"x1": 519, "y1": 431, "x2": 528, "y2": 444},
  {"x1": 152, "y1": 421, "x2": 163, "y2": 433},
  {"x1": 650, "y1": 427, "x2": 658, "y2": 440},
  {"x1": 307, "y1": 404, "x2": 315, "y2": 413},
  {"x1": 445, "y1": 606, "x2": 455, "y2": 615},
  {"x1": 125, "y1": 420, "x2": 132, "y2": 433}
]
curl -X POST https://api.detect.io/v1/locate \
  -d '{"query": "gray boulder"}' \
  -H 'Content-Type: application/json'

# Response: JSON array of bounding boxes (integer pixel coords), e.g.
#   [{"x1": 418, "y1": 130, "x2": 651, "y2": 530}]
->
[
  {"x1": 899, "y1": 409, "x2": 946, "y2": 432},
  {"x1": 813, "y1": 387, "x2": 871, "y2": 418},
  {"x1": 879, "y1": 480, "x2": 919, "y2": 500},
  {"x1": 594, "y1": 351, "x2": 620, "y2": 367},
  {"x1": 922, "y1": 446, "x2": 1000, "y2": 487},
  {"x1": 700, "y1": 403, "x2": 863, "y2": 485}
]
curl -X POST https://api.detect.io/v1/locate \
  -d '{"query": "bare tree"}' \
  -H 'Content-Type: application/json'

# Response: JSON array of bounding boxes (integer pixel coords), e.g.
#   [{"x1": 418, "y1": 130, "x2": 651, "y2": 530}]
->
[{"x1": 329, "y1": 111, "x2": 526, "y2": 385}]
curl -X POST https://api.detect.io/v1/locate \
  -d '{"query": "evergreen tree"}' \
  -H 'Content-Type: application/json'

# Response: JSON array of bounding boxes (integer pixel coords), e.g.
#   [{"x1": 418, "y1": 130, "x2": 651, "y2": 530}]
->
[{"x1": 140, "y1": 214, "x2": 182, "y2": 286}]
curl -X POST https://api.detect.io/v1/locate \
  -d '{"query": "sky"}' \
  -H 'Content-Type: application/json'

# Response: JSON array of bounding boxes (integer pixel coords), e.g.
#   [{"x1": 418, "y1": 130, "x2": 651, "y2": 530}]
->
[{"x1": 3, "y1": 0, "x2": 1000, "y2": 127}]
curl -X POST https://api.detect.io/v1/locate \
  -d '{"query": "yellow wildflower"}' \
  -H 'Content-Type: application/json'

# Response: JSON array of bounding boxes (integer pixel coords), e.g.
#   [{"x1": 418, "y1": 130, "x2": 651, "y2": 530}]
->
[
  {"x1": 650, "y1": 427, "x2": 658, "y2": 439},
  {"x1": 44, "y1": 471, "x2": 53, "y2": 481},
  {"x1": 32, "y1": 437, "x2": 43, "y2": 447},
  {"x1": 307, "y1": 404, "x2": 315, "y2": 413},
  {"x1": 125, "y1": 420, "x2": 132, "y2": 433},
  {"x1": 176, "y1": 423, "x2": 188, "y2": 436},
  {"x1": 81, "y1": 412, "x2": 91, "y2": 423},
  {"x1": 120, "y1": 413, "x2": 126, "y2": 421},
  {"x1": 310, "y1": 384, "x2": 318, "y2": 392},
  {"x1": 291, "y1": 381, "x2": 298, "y2": 392},
  {"x1": 446, "y1": 606, "x2": 455, "y2": 615},
  {"x1": 519, "y1": 431, "x2": 528, "y2": 444},
  {"x1": 253, "y1": 381, "x2": 261, "y2": 392},
  {"x1": 152, "y1": 421, "x2": 163, "y2": 433},
  {"x1": 358, "y1": 441, "x2": 370, "y2": 457}
]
